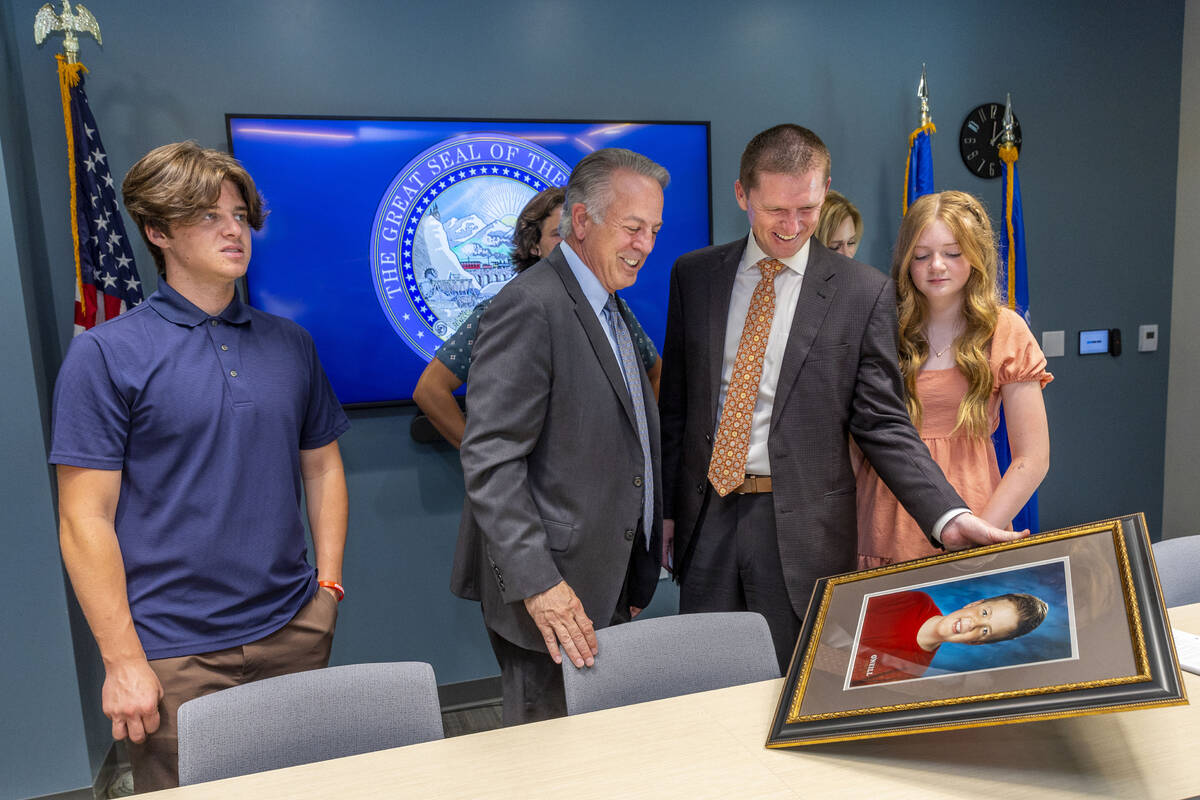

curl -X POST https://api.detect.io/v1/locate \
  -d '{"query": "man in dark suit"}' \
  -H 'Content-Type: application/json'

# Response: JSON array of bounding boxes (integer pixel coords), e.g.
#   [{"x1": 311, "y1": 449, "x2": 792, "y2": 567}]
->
[
  {"x1": 659, "y1": 124, "x2": 1024, "y2": 670},
  {"x1": 451, "y1": 149, "x2": 667, "y2": 724}
]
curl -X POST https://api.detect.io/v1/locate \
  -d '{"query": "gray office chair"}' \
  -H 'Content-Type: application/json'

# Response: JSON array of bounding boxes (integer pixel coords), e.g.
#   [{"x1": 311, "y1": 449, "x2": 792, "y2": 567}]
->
[
  {"x1": 1153, "y1": 535, "x2": 1200, "y2": 607},
  {"x1": 177, "y1": 662, "x2": 444, "y2": 785},
  {"x1": 561, "y1": 611, "x2": 780, "y2": 715}
]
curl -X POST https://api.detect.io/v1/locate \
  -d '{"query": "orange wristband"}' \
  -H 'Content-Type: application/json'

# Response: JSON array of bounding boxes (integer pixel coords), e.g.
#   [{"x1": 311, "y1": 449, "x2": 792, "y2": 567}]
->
[{"x1": 318, "y1": 580, "x2": 345, "y2": 602}]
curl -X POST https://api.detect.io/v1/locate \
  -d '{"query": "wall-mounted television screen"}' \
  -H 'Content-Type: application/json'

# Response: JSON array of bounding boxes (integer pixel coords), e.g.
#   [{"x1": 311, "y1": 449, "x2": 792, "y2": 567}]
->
[{"x1": 226, "y1": 115, "x2": 712, "y2": 406}]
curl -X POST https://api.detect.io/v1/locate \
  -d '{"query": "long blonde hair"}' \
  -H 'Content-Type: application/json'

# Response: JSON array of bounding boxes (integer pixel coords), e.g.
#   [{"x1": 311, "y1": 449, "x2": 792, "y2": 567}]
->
[{"x1": 891, "y1": 191, "x2": 1000, "y2": 435}]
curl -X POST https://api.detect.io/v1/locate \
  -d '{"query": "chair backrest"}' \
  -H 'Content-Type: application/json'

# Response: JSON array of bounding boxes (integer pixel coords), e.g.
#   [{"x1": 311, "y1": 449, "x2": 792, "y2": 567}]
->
[
  {"x1": 177, "y1": 661, "x2": 443, "y2": 785},
  {"x1": 1153, "y1": 535, "x2": 1200, "y2": 607},
  {"x1": 561, "y1": 611, "x2": 780, "y2": 715}
]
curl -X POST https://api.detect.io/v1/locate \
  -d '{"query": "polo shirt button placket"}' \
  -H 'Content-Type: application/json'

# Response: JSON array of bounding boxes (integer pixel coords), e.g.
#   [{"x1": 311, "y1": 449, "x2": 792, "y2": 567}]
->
[{"x1": 210, "y1": 319, "x2": 248, "y2": 403}]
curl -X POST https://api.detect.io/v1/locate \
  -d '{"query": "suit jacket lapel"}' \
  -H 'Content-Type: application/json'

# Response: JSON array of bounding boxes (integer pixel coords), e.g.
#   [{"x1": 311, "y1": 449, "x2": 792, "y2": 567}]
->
[
  {"x1": 547, "y1": 250, "x2": 638, "y2": 428},
  {"x1": 771, "y1": 243, "x2": 839, "y2": 431},
  {"x1": 705, "y1": 239, "x2": 745, "y2": 429}
]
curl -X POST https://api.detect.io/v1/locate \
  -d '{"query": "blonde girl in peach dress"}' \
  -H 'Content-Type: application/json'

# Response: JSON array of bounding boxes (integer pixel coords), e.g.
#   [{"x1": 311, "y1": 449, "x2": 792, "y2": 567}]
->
[{"x1": 856, "y1": 191, "x2": 1051, "y2": 569}]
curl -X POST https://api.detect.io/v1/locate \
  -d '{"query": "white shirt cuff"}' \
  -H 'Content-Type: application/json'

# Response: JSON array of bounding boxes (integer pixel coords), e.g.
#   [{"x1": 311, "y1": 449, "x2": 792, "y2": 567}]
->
[{"x1": 931, "y1": 508, "x2": 971, "y2": 544}]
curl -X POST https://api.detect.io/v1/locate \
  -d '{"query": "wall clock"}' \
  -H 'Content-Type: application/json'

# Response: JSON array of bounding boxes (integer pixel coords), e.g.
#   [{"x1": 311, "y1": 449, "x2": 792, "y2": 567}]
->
[{"x1": 959, "y1": 102, "x2": 1021, "y2": 179}]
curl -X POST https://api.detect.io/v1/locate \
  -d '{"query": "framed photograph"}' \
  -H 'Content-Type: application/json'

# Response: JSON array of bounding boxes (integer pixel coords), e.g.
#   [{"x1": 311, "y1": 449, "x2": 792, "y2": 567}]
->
[{"x1": 766, "y1": 514, "x2": 1187, "y2": 747}]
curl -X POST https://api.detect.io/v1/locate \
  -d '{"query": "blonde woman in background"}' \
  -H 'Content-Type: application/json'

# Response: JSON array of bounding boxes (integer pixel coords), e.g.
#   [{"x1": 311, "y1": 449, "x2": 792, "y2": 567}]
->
[{"x1": 814, "y1": 189, "x2": 862, "y2": 258}]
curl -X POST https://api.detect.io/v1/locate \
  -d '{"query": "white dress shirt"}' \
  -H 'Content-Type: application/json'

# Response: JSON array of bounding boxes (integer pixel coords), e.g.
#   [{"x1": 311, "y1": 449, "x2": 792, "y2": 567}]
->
[
  {"x1": 714, "y1": 235, "x2": 809, "y2": 476},
  {"x1": 560, "y1": 242, "x2": 623, "y2": 377}
]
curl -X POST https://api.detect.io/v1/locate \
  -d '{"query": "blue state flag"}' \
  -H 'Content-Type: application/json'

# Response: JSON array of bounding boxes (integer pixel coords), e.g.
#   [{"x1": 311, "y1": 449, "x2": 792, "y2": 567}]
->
[
  {"x1": 903, "y1": 122, "x2": 936, "y2": 215},
  {"x1": 994, "y1": 143, "x2": 1038, "y2": 532}
]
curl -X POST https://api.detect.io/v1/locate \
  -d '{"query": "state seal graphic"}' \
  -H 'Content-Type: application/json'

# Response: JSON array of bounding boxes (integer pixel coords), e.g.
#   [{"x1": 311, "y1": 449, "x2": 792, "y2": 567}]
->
[{"x1": 370, "y1": 133, "x2": 571, "y2": 361}]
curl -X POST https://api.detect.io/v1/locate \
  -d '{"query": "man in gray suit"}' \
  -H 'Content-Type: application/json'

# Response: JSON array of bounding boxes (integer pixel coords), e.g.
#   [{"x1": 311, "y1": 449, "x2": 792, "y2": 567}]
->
[
  {"x1": 659, "y1": 124, "x2": 1024, "y2": 671},
  {"x1": 451, "y1": 149, "x2": 668, "y2": 724}
]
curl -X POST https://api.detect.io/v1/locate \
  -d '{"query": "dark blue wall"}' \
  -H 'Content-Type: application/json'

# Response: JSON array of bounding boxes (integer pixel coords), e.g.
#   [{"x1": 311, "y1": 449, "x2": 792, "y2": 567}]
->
[
  {"x1": 1, "y1": 3, "x2": 93, "y2": 796},
  {"x1": 1, "y1": 0, "x2": 1183, "y2": 795}
]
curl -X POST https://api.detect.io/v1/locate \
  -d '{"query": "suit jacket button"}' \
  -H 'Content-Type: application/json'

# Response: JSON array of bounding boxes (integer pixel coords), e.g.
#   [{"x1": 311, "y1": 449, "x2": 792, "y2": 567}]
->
[
  {"x1": 633, "y1": 475, "x2": 643, "y2": 488},
  {"x1": 624, "y1": 529, "x2": 635, "y2": 541},
  {"x1": 705, "y1": 433, "x2": 713, "y2": 444},
  {"x1": 696, "y1": 482, "x2": 705, "y2": 494}
]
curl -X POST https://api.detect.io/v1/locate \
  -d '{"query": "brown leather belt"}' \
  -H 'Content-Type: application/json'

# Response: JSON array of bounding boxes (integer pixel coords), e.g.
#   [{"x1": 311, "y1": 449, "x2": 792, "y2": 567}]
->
[{"x1": 731, "y1": 474, "x2": 773, "y2": 494}]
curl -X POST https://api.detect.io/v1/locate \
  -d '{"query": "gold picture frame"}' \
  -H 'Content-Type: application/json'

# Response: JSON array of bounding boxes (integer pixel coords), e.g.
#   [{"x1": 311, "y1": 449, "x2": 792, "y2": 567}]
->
[{"x1": 766, "y1": 513, "x2": 1187, "y2": 747}]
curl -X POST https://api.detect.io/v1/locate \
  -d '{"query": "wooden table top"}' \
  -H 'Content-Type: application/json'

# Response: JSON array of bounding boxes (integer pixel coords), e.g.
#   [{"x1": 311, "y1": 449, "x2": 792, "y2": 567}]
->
[{"x1": 147, "y1": 604, "x2": 1200, "y2": 799}]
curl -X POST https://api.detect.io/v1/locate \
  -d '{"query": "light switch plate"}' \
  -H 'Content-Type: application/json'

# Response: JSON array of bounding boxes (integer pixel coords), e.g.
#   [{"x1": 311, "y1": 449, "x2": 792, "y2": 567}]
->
[{"x1": 1042, "y1": 330, "x2": 1065, "y2": 358}]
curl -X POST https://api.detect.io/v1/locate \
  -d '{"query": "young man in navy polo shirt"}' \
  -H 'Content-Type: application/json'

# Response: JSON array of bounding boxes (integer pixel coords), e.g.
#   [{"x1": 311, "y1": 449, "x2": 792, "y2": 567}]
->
[{"x1": 50, "y1": 141, "x2": 351, "y2": 792}]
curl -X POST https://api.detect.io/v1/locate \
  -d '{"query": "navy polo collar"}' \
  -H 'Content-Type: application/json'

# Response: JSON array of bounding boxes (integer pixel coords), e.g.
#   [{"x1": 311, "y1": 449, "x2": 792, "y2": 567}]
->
[{"x1": 149, "y1": 279, "x2": 252, "y2": 327}]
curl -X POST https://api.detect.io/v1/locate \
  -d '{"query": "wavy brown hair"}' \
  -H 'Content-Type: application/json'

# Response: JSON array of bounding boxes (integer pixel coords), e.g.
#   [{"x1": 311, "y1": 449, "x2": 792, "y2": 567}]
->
[
  {"x1": 891, "y1": 191, "x2": 999, "y2": 435},
  {"x1": 511, "y1": 187, "x2": 564, "y2": 270},
  {"x1": 122, "y1": 141, "x2": 265, "y2": 276}
]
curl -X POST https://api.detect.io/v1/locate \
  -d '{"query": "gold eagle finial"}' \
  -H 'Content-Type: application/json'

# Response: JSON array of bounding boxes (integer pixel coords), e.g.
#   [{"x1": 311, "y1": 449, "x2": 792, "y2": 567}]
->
[{"x1": 34, "y1": 0, "x2": 102, "y2": 64}]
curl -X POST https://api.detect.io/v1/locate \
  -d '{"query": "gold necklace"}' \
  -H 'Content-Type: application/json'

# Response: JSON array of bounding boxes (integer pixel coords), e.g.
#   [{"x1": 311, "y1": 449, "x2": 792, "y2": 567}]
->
[
  {"x1": 929, "y1": 328, "x2": 962, "y2": 359},
  {"x1": 928, "y1": 319, "x2": 963, "y2": 360}
]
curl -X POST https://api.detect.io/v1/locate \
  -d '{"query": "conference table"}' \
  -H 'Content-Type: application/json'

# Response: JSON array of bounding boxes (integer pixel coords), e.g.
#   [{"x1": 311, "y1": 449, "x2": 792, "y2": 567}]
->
[{"x1": 150, "y1": 604, "x2": 1200, "y2": 799}]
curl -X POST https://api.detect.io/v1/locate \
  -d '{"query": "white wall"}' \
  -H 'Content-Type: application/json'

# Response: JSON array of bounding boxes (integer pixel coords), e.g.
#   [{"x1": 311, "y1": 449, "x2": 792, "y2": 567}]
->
[{"x1": 1163, "y1": 0, "x2": 1200, "y2": 538}]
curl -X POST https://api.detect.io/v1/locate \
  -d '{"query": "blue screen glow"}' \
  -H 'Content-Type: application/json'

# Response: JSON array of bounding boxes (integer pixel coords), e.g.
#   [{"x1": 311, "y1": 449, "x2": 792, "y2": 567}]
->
[{"x1": 227, "y1": 116, "x2": 712, "y2": 406}]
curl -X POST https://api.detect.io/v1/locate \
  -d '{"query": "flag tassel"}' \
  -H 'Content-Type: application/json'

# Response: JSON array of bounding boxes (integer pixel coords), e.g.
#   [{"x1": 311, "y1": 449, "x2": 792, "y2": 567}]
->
[
  {"x1": 999, "y1": 142, "x2": 1019, "y2": 311},
  {"x1": 56, "y1": 53, "x2": 89, "y2": 319}
]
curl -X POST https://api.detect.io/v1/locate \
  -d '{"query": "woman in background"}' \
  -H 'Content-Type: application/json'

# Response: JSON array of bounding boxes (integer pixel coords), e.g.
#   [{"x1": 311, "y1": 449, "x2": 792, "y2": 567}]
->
[
  {"x1": 413, "y1": 186, "x2": 661, "y2": 447},
  {"x1": 814, "y1": 189, "x2": 862, "y2": 258},
  {"x1": 855, "y1": 191, "x2": 1051, "y2": 568}
]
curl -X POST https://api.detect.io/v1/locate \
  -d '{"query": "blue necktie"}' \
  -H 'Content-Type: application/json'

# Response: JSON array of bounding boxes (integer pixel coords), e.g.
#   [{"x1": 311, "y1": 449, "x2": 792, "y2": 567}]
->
[{"x1": 604, "y1": 296, "x2": 652, "y2": 550}]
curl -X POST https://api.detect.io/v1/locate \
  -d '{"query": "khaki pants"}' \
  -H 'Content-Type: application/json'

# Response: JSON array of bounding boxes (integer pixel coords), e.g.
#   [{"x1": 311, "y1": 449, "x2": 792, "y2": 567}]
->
[{"x1": 128, "y1": 588, "x2": 338, "y2": 793}]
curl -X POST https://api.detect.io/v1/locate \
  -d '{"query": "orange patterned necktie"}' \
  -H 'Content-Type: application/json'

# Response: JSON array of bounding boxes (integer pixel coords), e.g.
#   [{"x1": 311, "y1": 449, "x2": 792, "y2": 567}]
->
[{"x1": 707, "y1": 258, "x2": 786, "y2": 496}]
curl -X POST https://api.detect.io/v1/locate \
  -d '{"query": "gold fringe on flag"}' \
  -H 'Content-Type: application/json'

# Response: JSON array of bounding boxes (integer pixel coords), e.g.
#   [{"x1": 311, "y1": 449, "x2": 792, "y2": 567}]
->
[
  {"x1": 56, "y1": 53, "x2": 89, "y2": 317},
  {"x1": 999, "y1": 142, "x2": 1018, "y2": 311},
  {"x1": 901, "y1": 121, "x2": 936, "y2": 216}
]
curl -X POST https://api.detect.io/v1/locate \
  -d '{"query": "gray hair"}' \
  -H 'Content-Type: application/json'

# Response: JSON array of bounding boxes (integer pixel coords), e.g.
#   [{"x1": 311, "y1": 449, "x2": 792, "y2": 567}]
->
[{"x1": 558, "y1": 148, "x2": 670, "y2": 238}]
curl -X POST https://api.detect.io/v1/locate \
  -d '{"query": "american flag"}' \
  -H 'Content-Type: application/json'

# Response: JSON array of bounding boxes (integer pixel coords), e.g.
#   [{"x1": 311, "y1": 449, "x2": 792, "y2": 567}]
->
[{"x1": 58, "y1": 56, "x2": 143, "y2": 334}]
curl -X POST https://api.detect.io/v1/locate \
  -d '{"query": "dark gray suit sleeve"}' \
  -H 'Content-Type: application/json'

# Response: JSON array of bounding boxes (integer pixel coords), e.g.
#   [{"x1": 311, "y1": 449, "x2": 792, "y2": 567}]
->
[
  {"x1": 658, "y1": 261, "x2": 687, "y2": 520},
  {"x1": 848, "y1": 278, "x2": 964, "y2": 536},
  {"x1": 460, "y1": 285, "x2": 563, "y2": 602}
]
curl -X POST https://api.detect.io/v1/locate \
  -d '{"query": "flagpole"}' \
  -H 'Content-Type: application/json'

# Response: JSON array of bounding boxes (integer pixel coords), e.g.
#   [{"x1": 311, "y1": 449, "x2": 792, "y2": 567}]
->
[
  {"x1": 994, "y1": 92, "x2": 1038, "y2": 532},
  {"x1": 998, "y1": 93, "x2": 1021, "y2": 312},
  {"x1": 903, "y1": 64, "x2": 936, "y2": 216}
]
